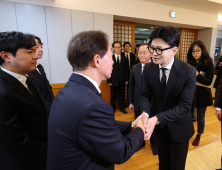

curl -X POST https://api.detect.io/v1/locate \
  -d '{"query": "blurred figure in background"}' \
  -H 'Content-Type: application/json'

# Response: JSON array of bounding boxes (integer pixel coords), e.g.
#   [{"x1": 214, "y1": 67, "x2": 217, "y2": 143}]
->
[{"x1": 187, "y1": 40, "x2": 214, "y2": 146}]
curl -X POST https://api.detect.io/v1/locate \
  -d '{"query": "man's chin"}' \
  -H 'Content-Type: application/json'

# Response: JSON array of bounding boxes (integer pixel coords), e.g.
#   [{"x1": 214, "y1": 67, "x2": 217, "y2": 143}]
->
[{"x1": 153, "y1": 60, "x2": 160, "y2": 65}]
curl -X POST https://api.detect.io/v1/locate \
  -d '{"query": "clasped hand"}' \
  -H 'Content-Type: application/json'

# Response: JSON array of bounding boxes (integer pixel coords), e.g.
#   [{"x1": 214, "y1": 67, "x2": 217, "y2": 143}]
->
[{"x1": 132, "y1": 112, "x2": 158, "y2": 140}]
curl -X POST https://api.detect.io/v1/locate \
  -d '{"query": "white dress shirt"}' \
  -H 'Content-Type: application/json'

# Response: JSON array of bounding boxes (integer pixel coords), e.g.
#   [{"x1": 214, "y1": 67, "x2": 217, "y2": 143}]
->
[
  {"x1": 74, "y1": 72, "x2": 101, "y2": 94},
  {"x1": 114, "y1": 53, "x2": 121, "y2": 63},
  {"x1": 125, "y1": 52, "x2": 130, "y2": 68},
  {"x1": 0, "y1": 66, "x2": 28, "y2": 89},
  {"x1": 159, "y1": 57, "x2": 174, "y2": 84}
]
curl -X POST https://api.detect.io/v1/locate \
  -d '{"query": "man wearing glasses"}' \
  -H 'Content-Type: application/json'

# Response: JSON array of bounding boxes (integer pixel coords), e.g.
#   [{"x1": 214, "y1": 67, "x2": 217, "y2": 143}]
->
[{"x1": 140, "y1": 26, "x2": 196, "y2": 170}]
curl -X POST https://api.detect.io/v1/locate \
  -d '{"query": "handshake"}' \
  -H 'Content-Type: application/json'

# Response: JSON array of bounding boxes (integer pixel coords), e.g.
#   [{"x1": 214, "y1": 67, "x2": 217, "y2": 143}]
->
[{"x1": 132, "y1": 112, "x2": 158, "y2": 140}]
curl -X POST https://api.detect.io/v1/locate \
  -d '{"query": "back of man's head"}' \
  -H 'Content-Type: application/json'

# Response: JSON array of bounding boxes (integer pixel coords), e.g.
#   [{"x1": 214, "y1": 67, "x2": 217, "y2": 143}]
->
[
  {"x1": 68, "y1": 30, "x2": 109, "y2": 71},
  {"x1": 0, "y1": 31, "x2": 36, "y2": 65},
  {"x1": 149, "y1": 26, "x2": 180, "y2": 48}
]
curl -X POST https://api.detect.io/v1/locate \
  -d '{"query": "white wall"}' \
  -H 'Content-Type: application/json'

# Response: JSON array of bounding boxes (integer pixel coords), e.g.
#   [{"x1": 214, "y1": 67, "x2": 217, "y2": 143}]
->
[
  {"x1": 198, "y1": 28, "x2": 217, "y2": 63},
  {"x1": 5, "y1": 0, "x2": 218, "y2": 28},
  {"x1": 0, "y1": 1, "x2": 113, "y2": 83}
]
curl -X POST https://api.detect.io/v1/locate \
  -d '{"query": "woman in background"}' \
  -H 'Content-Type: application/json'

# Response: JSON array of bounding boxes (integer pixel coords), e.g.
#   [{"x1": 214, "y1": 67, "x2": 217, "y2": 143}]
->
[{"x1": 187, "y1": 40, "x2": 214, "y2": 146}]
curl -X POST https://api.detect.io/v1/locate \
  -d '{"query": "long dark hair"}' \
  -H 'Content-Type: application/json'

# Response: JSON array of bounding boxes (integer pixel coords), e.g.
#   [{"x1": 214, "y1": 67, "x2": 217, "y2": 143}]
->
[{"x1": 187, "y1": 40, "x2": 212, "y2": 67}]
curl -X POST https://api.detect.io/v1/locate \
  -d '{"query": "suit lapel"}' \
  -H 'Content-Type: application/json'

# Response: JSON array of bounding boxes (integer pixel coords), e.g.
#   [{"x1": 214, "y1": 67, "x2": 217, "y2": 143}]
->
[
  {"x1": 163, "y1": 57, "x2": 181, "y2": 102},
  {"x1": 136, "y1": 63, "x2": 142, "y2": 87},
  {"x1": 32, "y1": 70, "x2": 45, "y2": 83},
  {"x1": 14, "y1": 81, "x2": 46, "y2": 113},
  {"x1": 0, "y1": 69, "x2": 46, "y2": 114}
]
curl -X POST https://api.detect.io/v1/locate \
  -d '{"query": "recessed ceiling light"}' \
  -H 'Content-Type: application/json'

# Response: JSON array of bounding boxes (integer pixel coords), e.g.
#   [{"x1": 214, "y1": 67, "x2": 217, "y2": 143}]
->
[{"x1": 151, "y1": 27, "x2": 153, "y2": 28}]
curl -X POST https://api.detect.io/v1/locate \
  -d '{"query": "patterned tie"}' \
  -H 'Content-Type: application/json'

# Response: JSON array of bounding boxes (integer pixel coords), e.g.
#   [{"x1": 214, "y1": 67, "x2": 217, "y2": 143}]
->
[{"x1": 160, "y1": 68, "x2": 167, "y2": 94}]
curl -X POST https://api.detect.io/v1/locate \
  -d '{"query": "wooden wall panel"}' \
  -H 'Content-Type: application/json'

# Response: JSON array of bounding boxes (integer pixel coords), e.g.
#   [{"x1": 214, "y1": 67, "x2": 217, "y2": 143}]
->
[
  {"x1": 179, "y1": 28, "x2": 198, "y2": 62},
  {"x1": 114, "y1": 20, "x2": 135, "y2": 54},
  {"x1": 51, "y1": 80, "x2": 111, "y2": 104}
]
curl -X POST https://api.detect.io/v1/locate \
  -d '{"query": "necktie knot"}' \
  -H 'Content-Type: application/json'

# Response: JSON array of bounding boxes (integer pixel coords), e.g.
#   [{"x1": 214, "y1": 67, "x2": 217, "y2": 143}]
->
[{"x1": 161, "y1": 68, "x2": 167, "y2": 74}]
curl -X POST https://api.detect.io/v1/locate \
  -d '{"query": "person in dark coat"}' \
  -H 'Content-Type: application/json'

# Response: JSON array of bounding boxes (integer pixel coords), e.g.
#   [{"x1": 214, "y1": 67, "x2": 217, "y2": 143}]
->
[
  {"x1": 47, "y1": 31, "x2": 147, "y2": 170},
  {"x1": 107, "y1": 42, "x2": 129, "y2": 114},
  {"x1": 0, "y1": 31, "x2": 48, "y2": 170},
  {"x1": 140, "y1": 26, "x2": 196, "y2": 170},
  {"x1": 214, "y1": 55, "x2": 222, "y2": 90},
  {"x1": 187, "y1": 40, "x2": 214, "y2": 146},
  {"x1": 28, "y1": 36, "x2": 54, "y2": 116},
  {"x1": 128, "y1": 43, "x2": 158, "y2": 155}
]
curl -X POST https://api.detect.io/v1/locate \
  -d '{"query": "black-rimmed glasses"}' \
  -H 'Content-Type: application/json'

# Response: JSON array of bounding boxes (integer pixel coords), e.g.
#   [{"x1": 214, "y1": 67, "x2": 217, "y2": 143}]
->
[
  {"x1": 148, "y1": 46, "x2": 172, "y2": 55},
  {"x1": 192, "y1": 50, "x2": 201, "y2": 54}
]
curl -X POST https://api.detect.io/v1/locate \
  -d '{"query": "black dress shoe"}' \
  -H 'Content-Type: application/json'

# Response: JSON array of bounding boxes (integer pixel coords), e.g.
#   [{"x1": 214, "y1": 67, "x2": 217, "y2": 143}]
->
[
  {"x1": 120, "y1": 109, "x2": 127, "y2": 114},
  {"x1": 152, "y1": 145, "x2": 158, "y2": 155}
]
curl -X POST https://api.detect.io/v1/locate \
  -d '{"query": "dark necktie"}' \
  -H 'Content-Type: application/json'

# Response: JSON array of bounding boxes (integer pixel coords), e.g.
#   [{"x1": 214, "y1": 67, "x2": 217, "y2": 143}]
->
[
  {"x1": 160, "y1": 68, "x2": 167, "y2": 94},
  {"x1": 117, "y1": 56, "x2": 119, "y2": 64},
  {"x1": 126, "y1": 54, "x2": 129, "y2": 60},
  {"x1": 141, "y1": 65, "x2": 144, "y2": 75}
]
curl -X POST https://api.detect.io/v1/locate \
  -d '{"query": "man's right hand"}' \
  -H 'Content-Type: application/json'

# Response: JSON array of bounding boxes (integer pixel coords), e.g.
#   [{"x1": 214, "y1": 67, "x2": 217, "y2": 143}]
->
[
  {"x1": 108, "y1": 83, "x2": 112, "y2": 86},
  {"x1": 133, "y1": 112, "x2": 148, "y2": 134},
  {"x1": 129, "y1": 103, "x2": 134, "y2": 111}
]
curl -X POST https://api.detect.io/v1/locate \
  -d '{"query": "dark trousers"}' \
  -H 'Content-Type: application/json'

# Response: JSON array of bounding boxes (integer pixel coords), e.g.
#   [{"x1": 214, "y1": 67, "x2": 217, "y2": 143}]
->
[
  {"x1": 191, "y1": 106, "x2": 207, "y2": 134},
  {"x1": 156, "y1": 126, "x2": 189, "y2": 170},
  {"x1": 110, "y1": 83, "x2": 125, "y2": 111},
  {"x1": 134, "y1": 109, "x2": 157, "y2": 148}
]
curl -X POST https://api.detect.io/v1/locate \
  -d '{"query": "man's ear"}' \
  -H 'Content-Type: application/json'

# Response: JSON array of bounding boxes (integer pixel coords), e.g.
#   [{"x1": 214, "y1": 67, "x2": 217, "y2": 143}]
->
[
  {"x1": 91, "y1": 54, "x2": 100, "y2": 68},
  {"x1": 0, "y1": 52, "x2": 11, "y2": 63},
  {"x1": 171, "y1": 47, "x2": 178, "y2": 56}
]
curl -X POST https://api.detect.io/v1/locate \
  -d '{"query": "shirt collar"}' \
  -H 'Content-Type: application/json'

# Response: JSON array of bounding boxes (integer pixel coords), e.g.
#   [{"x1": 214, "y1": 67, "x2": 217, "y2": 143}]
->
[
  {"x1": 114, "y1": 53, "x2": 120, "y2": 57},
  {"x1": 124, "y1": 52, "x2": 130, "y2": 55},
  {"x1": 159, "y1": 57, "x2": 174, "y2": 70},
  {"x1": 74, "y1": 72, "x2": 101, "y2": 94},
  {"x1": 0, "y1": 66, "x2": 27, "y2": 86}
]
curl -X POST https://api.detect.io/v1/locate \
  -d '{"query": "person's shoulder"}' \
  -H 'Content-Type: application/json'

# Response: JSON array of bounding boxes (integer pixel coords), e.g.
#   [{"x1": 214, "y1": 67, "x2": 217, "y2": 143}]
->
[
  {"x1": 130, "y1": 52, "x2": 135, "y2": 56},
  {"x1": 132, "y1": 63, "x2": 141, "y2": 70},
  {"x1": 177, "y1": 58, "x2": 195, "y2": 71}
]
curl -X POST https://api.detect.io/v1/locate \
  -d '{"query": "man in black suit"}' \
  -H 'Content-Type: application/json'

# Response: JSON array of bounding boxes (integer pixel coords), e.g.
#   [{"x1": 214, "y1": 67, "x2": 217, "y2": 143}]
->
[
  {"x1": 47, "y1": 30, "x2": 146, "y2": 170},
  {"x1": 140, "y1": 26, "x2": 196, "y2": 170},
  {"x1": 0, "y1": 31, "x2": 48, "y2": 169},
  {"x1": 122, "y1": 42, "x2": 136, "y2": 106},
  {"x1": 107, "y1": 42, "x2": 129, "y2": 114},
  {"x1": 28, "y1": 36, "x2": 54, "y2": 116},
  {"x1": 128, "y1": 43, "x2": 158, "y2": 155}
]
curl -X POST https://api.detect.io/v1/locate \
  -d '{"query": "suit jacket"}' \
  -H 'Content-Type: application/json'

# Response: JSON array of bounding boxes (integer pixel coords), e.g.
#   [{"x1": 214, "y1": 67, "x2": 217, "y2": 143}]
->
[
  {"x1": 214, "y1": 78, "x2": 222, "y2": 109},
  {"x1": 140, "y1": 57, "x2": 196, "y2": 143},
  {"x1": 193, "y1": 61, "x2": 214, "y2": 107},
  {"x1": 47, "y1": 73, "x2": 144, "y2": 170},
  {"x1": 122, "y1": 52, "x2": 136, "y2": 79},
  {"x1": 107, "y1": 54, "x2": 129, "y2": 86},
  {"x1": 128, "y1": 63, "x2": 143, "y2": 111},
  {"x1": 28, "y1": 64, "x2": 54, "y2": 116},
  {"x1": 0, "y1": 68, "x2": 48, "y2": 170},
  {"x1": 214, "y1": 56, "x2": 222, "y2": 88}
]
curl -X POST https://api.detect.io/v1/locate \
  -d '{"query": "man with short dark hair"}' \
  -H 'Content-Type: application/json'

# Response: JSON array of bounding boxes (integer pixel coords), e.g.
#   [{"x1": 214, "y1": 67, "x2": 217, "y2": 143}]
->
[
  {"x1": 28, "y1": 36, "x2": 54, "y2": 116},
  {"x1": 0, "y1": 31, "x2": 48, "y2": 169},
  {"x1": 140, "y1": 26, "x2": 196, "y2": 170},
  {"x1": 107, "y1": 41, "x2": 129, "y2": 114},
  {"x1": 47, "y1": 31, "x2": 146, "y2": 170},
  {"x1": 122, "y1": 42, "x2": 136, "y2": 106}
]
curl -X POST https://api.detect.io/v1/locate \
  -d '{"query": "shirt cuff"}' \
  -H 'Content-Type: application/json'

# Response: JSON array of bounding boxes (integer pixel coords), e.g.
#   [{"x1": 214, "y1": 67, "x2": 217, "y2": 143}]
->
[{"x1": 216, "y1": 107, "x2": 221, "y2": 111}]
